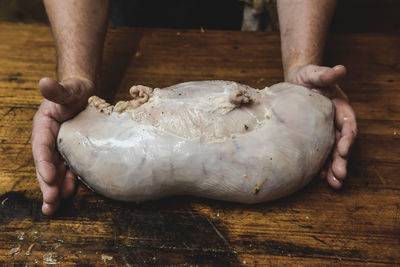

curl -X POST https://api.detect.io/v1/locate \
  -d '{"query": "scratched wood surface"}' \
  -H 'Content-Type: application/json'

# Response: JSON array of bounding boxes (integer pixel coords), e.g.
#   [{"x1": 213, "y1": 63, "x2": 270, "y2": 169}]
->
[{"x1": 0, "y1": 22, "x2": 399, "y2": 266}]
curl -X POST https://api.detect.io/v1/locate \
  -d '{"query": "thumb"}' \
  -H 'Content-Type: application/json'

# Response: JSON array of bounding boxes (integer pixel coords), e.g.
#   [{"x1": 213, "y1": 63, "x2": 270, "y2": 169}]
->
[
  {"x1": 38, "y1": 77, "x2": 93, "y2": 105},
  {"x1": 319, "y1": 65, "x2": 347, "y2": 86},
  {"x1": 299, "y1": 65, "x2": 347, "y2": 87}
]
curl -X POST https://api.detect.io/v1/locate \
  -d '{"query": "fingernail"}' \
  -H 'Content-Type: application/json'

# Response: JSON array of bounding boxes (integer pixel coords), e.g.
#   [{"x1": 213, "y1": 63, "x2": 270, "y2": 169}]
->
[
  {"x1": 42, "y1": 202, "x2": 50, "y2": 214},
  {"x1": 332, "y1": 176, "x2": 342, "y2": 183}
]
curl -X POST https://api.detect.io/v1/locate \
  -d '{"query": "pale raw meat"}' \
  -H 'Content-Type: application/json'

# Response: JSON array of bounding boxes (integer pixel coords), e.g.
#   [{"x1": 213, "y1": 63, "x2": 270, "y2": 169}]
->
[{"x1": 57, "y1": 81, "x2": 334, "y2": 203}]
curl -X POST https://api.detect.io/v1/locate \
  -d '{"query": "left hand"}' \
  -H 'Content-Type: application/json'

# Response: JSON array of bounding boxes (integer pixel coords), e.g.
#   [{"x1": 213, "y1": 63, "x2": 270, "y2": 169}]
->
[
  {"x1": 286, "y1": 64, "x2": 357, "y2": 189},
  {"x1": 32, "y1": 77, "x2": 95, "y2": 215}
]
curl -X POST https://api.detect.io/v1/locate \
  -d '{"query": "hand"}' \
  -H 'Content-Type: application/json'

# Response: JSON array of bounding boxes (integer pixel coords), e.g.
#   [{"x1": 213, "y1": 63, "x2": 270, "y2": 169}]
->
[
  {"x1": 286, "y1": 64, "x2": 357, "y2": 189},
  {"x1": 32, "y1": 77, "x2": 95, "y2": 215}
]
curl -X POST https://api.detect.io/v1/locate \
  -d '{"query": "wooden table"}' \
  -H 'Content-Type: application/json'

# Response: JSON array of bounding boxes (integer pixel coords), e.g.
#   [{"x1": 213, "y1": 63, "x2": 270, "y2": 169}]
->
[{"x1": 0, "y1": 22, "x2": 399, "y2": 266}]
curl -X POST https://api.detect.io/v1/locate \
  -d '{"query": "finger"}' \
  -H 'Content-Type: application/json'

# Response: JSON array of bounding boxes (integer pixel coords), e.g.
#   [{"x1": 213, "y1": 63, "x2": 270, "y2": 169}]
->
[
  {"x1": 37, "y1": 171, "x2": 60, "y2": 215},
  {"x1": 36, "y1": 147, "x2": 65, "y2": 216},
  {"x1": 338, "y1": 135, "x2": 353, "y2": 158},
  {"x1": 332, "y1": 129, "x2": 347, "y2": 180},
  {"x1": 332, "y1": 98, "x2": 357, "y2": 157},
  {"x1": 55, "y1": 159, "x2": 67, "y2": 187},
  {"x1": 326, "y1": 130, "x2": 344, "y2": 189},
  {"x1": 61, "y1": 170, "x2": 77, "y2": 199},
  {"x1": 298, "y1": 65, "x2": 331, "y2": 87},
  {"x1": 333, "y1": 98, "x2": 356, "y2": 127},
  {"x1": 330, "y1": 138, "x2": 348, "y2": 181},
  {"x1": 32, "y1": 125, "x2": 58, "y2": 184},
  {"x1": 32, "y1": 143, "x2": 56, "y2": 186},
  {"x1": 332, "y1": 155, "x2": 347, "y2": 181},
  {"x1": 37, "y1": 169, "x2": 59, "y2": 205},
  {"x1": 319, "y1": 65, "x2": 347, "y2": 86},
  {"x1": 337, "y1": 122, "x2": 357, "y2": 157},
  {"x1": 42, "y1": 200, "x2": 60, "y2": 216},
  {"x1": 327, "y1": 162, "x2": 343, "y2": 189},
  {"x1": 299, "y1": 65, "x2": 347, "y2": 88},
  {"x1": 56, "y1": 161, "x2": 75, "y2": 199},
  {"x1": 39, "y1": 77, "x2": 85, "y2": 105}
]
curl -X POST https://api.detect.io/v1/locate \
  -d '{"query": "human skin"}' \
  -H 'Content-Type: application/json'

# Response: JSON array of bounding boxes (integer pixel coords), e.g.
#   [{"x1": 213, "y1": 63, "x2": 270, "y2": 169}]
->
[
  {"x1": 32, "y1": 0, "x2": 356, "y2": 215},
  {"x1": 277, "y1": 0, "x2": 357, "y2": 189},
  {"x1": 31, "y1": 0, "x2": 109, "y2": 215}
]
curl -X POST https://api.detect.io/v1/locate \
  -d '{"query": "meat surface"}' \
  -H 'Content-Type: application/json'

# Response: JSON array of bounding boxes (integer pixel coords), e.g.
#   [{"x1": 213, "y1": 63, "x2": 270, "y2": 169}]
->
[{"x1": 57, "y1": 81, "x2": 335, "y2": 203}]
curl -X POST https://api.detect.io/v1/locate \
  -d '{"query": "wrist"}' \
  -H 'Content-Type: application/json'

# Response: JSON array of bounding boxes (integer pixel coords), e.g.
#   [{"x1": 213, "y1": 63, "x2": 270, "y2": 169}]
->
[
  {"x1": 285, "y1": 63, "x2": 304, "y2": 83},
  {"x1": 285, "y1": 62, "x2": 319, "y2": 81},
  {"x1": 57, "y1": 56, "x2": 101, "y2": 86},
  {"x1": 58, "y1": 68, "x2": 98, "y2": 84},
  {"x1": 59, "y1": 69, "x2": 98, "y2": 91},
  {"x1": 61, "y1": 74, "x2": 93, "y2": 83}
]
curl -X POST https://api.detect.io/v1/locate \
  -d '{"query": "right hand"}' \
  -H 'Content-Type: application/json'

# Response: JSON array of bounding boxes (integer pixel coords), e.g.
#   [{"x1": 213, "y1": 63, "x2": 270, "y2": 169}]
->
[
  {"x1": 32, "y1": 77, "x2": 95, "y2": 215},
  {"x1": 286, "y1": 64, "x2": 357, "y2": 189}
]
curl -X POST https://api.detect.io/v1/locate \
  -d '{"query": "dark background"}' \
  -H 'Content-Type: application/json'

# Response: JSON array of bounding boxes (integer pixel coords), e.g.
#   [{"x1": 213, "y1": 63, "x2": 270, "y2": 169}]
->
[{"x1": 1, "y1": 0, "x2": 399, "y2": 32}]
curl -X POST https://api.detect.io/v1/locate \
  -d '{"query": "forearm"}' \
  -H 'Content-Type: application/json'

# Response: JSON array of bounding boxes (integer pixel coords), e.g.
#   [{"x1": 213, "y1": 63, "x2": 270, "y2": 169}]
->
[
  {"x1": 44, "y1": 0, "x2": 109, "y2": 84},
  {"x1": 277, "y1": 0, "x2": 337, "y2": 80}
]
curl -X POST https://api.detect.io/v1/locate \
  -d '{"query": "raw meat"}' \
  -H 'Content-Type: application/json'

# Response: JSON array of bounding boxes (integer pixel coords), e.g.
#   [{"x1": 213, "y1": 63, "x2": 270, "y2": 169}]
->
[{"x1": 57, "y1": 81, "x2": 334, "y2": 203}]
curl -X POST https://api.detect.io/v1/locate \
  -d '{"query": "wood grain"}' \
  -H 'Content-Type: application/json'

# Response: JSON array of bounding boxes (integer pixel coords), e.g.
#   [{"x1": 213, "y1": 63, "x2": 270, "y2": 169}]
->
[{"x1": 0, "y1": 22, "x2": 399, "y2": 266}]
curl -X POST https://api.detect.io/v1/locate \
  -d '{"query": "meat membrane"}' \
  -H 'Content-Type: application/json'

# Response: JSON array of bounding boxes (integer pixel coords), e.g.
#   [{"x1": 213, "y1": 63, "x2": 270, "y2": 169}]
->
[{"x1": 57, "y1": 81, "x2": 334, "y2": 203}]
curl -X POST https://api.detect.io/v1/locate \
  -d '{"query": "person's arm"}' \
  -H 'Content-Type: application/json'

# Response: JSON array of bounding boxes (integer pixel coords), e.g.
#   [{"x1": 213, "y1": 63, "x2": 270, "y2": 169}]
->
[
  {"x1": 278, "y1": 0, "x2": 337, "y2": 79},
  {"x1": 32, "y1": 0, "x2": 109, "y2": 215},
  {"x1": 45, "y1": 0, "x2": 109, "y2": 83},
  {"x1": 277, "y1": 0, "x2": 357, "y2": 189}
]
